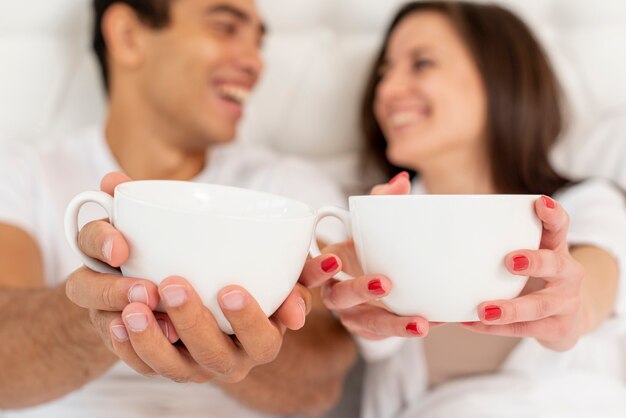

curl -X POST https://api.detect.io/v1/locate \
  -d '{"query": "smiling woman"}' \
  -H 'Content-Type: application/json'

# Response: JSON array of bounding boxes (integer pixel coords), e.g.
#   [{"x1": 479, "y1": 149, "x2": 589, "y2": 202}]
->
[
  {"x1": 362, "y1": 1, "x2": 568, "y2": 196},
  {"x1": 307, "y1": 2, "x2": 626, "y2": 417}
]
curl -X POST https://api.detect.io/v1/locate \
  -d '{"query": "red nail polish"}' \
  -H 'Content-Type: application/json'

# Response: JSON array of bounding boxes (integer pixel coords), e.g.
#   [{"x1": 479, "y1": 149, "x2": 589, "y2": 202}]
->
[
  {"x1": 484, "y1": 306, "x2": 502, "y2": 321},
  {"x1": 389, "y1": 171, "x2": 409, "y2": 186},
  {"x1": 406, "y1": 322, "x2": 422, "y2": 336},
  {"x1": 542, "y1": 195, "x2": 555, "y2": 209},
  {"x1": 321, "y1": 257, "x2": 339, "y2": 273},
  {"x1": 368, "y1": 279, "x2": 386, "y2": 295},
  {"x1": 513, "y1": 255, "x2": 529, "y2": 271}
]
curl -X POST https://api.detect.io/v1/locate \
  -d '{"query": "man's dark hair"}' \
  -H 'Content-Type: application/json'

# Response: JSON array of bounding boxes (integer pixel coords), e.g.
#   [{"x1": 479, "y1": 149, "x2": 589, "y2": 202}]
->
[{"x1": 93, "y1": 0, "x2": 171, "y2": 92}]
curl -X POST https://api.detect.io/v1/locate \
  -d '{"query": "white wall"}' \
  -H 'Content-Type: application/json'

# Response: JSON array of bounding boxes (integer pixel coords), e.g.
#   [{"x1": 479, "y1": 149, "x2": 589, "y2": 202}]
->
[{"x1": 1, "y1": 0, "x2": 625, "y2": 189}]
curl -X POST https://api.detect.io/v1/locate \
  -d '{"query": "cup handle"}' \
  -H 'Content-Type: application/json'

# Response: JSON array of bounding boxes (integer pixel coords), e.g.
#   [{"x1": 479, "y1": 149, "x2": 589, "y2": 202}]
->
[
  {"x1": 309, "y1": 206, "x2": 355, "y2": 281},
  {"x1": 64, "y1": 191, "x2": 121, "y2": 275}
]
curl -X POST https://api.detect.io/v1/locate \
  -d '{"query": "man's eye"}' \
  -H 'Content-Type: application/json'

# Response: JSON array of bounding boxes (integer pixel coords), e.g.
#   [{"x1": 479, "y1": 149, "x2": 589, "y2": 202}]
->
[{"x1": 213, "y1": 22, "x2": 237, "y2": 35}]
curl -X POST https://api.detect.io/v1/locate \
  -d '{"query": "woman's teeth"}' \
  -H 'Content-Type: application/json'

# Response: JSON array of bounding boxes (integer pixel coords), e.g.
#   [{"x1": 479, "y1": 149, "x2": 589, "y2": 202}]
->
[
  {"x1": 390, "y1": 112, "x2": 419, "y2": 127},
  {"x1": 218, "y1": 85, "x2": 250, "y2": 105}
]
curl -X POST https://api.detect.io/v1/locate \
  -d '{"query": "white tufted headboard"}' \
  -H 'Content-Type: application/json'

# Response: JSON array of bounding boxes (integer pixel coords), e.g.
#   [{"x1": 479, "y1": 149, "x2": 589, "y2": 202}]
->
[{"x1": 1, "y1": 0, "x2": 625, "y2": 192}]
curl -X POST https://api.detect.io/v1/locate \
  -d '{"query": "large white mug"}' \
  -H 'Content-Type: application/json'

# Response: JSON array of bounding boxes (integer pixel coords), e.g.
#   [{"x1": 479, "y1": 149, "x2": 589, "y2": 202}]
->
[
  {"x1": 310, "y1": 194, "x2": 542, "y2": 322},
  {"x1": 65, "y1": 181, "x2": 317, "y2": 334}
]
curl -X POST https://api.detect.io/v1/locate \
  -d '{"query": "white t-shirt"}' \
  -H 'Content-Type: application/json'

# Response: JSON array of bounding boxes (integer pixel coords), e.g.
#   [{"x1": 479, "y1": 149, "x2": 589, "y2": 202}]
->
[
  {"x1": 0, "y1": 126, "x2": 346, "y2": 418},
  {"x1": 359, "y1": 179, "x2": 626, "y2": 418}
]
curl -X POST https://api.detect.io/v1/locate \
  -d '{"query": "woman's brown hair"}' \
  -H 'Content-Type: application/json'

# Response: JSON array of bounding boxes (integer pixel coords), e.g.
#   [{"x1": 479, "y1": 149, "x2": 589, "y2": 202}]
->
[{"x1": 361, "y1": 1, "x2": 570, "y2": 195}]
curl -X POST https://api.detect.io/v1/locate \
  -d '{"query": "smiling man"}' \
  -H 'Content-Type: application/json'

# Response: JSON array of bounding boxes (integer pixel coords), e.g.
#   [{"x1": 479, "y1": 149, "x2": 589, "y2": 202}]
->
[{"x1": 0, "y1": 0, "x2": 358, "y2": 417}]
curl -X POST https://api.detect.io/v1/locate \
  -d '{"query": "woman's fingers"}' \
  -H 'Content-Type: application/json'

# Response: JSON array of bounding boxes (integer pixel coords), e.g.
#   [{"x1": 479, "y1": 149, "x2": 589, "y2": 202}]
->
[
  {"x1": 100, "y1": 172, "x2": 133, "y2": 196},
  {"x1": 476, "y1": 288, "x2": 578, "y2": 325},
  {"x1": 504, "y1": 249, "x2": 584, "y2": 282},
  {"x1": 339, "y1": 304, "x2": 429, "y2": 339},
  {"x1": 534, "y1": 195, "x2": 569, "y2": 252},
  {"x1": 320, "y1": 275, "x2": 392, "y2": 310},
  {"x1": 299, "y1": 254, "x2": 342, "y2": 288},
  {"x1": 370, "y1": 172, "x2": 411, "y2": 196}
]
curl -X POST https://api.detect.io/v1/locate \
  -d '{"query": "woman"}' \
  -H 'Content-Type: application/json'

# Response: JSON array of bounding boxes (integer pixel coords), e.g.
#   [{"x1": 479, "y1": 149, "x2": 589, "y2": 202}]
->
[{"x1": 316, "y1": 2, "x2": 626, "y2": 417}]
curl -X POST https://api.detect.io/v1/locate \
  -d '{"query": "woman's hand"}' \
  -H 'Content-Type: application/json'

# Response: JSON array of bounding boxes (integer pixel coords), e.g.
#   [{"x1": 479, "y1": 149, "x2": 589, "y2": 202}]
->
[
  {"x1": 460, "y1": 195, "x2": 587, "y2": 351},
  {"x1": 302, "y1": 172, "x2": 432, "y2": 340}
]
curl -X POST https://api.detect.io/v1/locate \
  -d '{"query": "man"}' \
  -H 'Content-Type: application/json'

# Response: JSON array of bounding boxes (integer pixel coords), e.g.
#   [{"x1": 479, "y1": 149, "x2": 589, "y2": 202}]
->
[{"x1": 0, "y1": 0, "x2": 375, "y2": 416}]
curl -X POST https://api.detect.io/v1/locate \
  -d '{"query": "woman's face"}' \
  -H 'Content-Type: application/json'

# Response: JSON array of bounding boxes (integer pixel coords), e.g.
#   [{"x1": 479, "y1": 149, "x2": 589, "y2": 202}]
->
[{"x1": 374, "y1": 11, "x2": 488, "y2": 171}]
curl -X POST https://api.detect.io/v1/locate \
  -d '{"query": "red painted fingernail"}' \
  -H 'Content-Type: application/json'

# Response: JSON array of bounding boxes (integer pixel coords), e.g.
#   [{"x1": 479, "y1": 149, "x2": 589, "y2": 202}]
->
[
  {"x1": 542, "y1": 195, "x2": 555, "y2": 209},
  {"x1": 484, "y1": 306, "x2": 502, "y2": 321},
  {"x1": 321, "y1": 256, "x2": 339, "y2": 273},
  {"x1": 368, "y1": 279, "x2": 386, "y2": 295},
  {"x1": 406, "y1": 322, "x2": 422, "y2": 336},
  {"x1": 389, "y1": 171, "x2": 410, "y2": 186},
  {"x1": 513, "y1": 255, "x2": 529, "y2": 271}
]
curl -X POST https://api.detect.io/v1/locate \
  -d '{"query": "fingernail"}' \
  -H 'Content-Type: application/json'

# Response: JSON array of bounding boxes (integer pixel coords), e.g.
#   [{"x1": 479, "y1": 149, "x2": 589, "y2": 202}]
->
[
  {"x1": 542, "y1": 195, "x2": 556, "y2": 209},
  {"x1": 125, "y1": 313, "x2": 148, "y2": 332},
  {"x1": 111, "y1": 324, "x2": 129, "y2": 341},
  {"x1": 389, "y1": 171, "x2": 410, "y2": 186},
  {"x1": 513, "y1": 255, "x2": 529, "y2": 271},
  {"x1": 368, "y1": 279, "x2": 386, "y2": 296},
  {"x1": 406, "y1": 322, "x2": 422, "y2": 336},
  {"x1": 128, "y1": 284, "x2": 149, "y2": 304},
  {"x1": 297, "y1": 297, "x2": 307, "y2": 321},
  {"x1": 102, "y1": 237, "x2": 114, "y2": 262},
  {"x1": 222, "y1": 290, "x2": 247, "y2": 311},
  {"x1": 321, "y1": 256, "x2": 339, "y2": 273},
  {"x1": 162, "y1": 285, "x2": 187, "y2": 308},
  {"x1": 157, "y1": 319, "x2": 169, "y2": 339},
  {"x1": 484, "y1": 306, "x2": 502, "y2": 321}
]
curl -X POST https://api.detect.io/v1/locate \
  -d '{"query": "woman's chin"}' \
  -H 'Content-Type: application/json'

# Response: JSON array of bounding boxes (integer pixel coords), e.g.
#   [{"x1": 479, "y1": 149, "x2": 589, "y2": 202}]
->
[{"x1": 386, "y1": 146, "x2": 421, "y2": 172}]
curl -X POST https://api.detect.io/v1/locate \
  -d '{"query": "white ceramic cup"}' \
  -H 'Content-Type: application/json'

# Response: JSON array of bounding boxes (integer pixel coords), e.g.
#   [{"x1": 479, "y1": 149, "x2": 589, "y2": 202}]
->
[
  {"x1": 310, "y1": 195, "x2": 542, "y2": 322},
  {"x1": 65, "y1": 181, "x2": 317, "y2": 334}
]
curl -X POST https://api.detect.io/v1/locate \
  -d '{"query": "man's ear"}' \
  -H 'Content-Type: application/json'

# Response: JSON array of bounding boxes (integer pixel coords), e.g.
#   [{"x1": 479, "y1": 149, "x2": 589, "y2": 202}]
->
[{"x1": 101, "y1": 3, "x2": 146, "y2": 71}]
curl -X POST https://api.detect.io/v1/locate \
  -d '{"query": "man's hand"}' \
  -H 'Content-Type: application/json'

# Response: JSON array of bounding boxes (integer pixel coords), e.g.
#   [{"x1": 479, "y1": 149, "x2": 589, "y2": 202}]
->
[{"x1": 65, "y1": 172, "x2": 334, "y2": 383}]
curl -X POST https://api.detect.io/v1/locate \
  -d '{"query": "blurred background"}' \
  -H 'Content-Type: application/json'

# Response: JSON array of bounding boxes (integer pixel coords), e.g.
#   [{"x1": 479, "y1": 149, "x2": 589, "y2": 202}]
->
[{"x1": 1, "y1": 0, "x2": 625, "y2": 193}]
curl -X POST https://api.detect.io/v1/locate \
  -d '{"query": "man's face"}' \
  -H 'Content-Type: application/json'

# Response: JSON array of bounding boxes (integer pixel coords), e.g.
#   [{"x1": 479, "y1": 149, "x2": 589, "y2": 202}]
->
[{"x1": 138, "y1": 0, "x2": 265, "y2": 149}]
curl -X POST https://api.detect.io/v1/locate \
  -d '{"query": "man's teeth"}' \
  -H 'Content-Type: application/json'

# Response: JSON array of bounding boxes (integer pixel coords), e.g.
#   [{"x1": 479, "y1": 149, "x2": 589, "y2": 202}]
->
[
  {"x1": 390, "y1": 112, "x2": 419, "y2": 127},
  {"x1": 218, "y1": 85, "x2": 250, "y2": 104}
]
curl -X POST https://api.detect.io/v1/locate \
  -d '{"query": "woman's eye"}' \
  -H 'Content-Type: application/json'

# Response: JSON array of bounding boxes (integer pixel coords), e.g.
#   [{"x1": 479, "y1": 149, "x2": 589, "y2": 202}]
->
[{"x1": 413, "y1": 59, "x2": 433, "y2": 71}]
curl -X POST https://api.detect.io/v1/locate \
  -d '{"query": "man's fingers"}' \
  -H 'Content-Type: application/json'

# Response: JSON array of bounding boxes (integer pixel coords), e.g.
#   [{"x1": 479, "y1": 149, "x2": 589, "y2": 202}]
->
[
  {"x1": 217, "y1": 285, "x2": 284, "y2": 367},
  {"x1": 534, "y1": 196, "x2": 569, "y2": 252},
  {"x1": 321, "y1": 275, "x2": 391, "y2": 310},
  {"x1": 66, "y1": 267, "x2": 159, "y2": 311},
  {"x1": 77, "y1": 219, "x2": 129, "y2": 268},
  {"x1": 107, "y1": 316, "x2": 158, "y2": 377},
  {"x1": 121, "y1": 303, "x2": 213, "y2": 383},
  {"x1": 299, "y1": 254, "x2": 342, "y2": 288},
  {"x1": 153, "y1": 312, "x2": 180, "y2": 344},
  {"x1": 505, "y1": 249, "x2": 584, "y2": 282},
  {"x1": 272, "y1": 284, "x2": 311, "y2": 330},
  {"x1": 100, "y1": 172, "x2": 133, "y2": 196},
  {"x1": 158, "y1": 277, "x2": 257, "y2": 382}
]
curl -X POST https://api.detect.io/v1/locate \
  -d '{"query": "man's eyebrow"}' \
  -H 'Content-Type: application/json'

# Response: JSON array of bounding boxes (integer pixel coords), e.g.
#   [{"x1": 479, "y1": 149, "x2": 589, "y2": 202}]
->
[{"x1": 206, "y1": 4, "x2": 267, "y2": 36}]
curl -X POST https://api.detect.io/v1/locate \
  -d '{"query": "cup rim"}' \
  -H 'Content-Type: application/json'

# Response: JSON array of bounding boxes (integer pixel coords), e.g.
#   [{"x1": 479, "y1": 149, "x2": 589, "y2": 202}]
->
[
  {"x1": 114, "y1": 180, "x2": 317, "y2": 220},
  {"x1": 349, "y1": 193, "x2": 542, "y2": 202}
]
